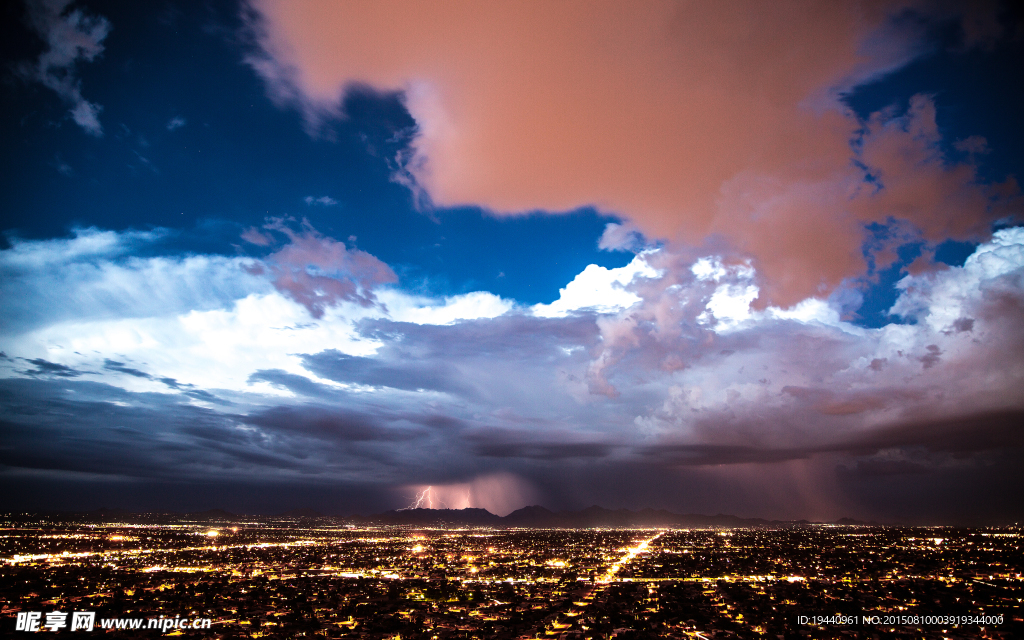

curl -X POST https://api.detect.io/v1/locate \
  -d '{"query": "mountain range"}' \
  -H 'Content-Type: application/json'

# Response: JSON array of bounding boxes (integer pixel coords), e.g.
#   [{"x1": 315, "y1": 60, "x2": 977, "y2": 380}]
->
[
  {"x1": 12, "y1": 505, "x2": 881, "y2": 527},
  {"x1": 350, "y1": 505, "x2": 873, "y2": 528}
]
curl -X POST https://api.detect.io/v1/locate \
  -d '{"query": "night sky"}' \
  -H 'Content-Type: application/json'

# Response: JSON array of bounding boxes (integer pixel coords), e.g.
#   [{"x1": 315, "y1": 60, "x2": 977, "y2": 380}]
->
[{"x1": 1, "y1": 0, "x2": 1022, "y2": 524}]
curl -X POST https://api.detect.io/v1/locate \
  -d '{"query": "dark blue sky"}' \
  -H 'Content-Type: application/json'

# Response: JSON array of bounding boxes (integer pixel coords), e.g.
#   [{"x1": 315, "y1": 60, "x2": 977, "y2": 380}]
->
[{"x1": 0, "y1": 0, "x2": 633, "y2": 306}]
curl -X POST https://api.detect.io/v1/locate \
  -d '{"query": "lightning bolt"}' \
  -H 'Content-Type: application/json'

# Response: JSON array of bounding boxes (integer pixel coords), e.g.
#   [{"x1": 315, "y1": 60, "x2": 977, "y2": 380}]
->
[{"x1": 399, "y1": 486, "x2": 448, "y2": 510}]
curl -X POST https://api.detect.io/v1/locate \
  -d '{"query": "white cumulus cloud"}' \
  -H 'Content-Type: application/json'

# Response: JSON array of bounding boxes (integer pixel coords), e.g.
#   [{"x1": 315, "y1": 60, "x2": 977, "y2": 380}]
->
[{"x1": 532, "y1": 254, "x2": 660, "y2": 318}]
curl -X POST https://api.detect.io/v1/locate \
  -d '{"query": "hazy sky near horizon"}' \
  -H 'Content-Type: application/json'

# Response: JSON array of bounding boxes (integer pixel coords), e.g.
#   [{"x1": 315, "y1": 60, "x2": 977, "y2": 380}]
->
[{"x1": 1, "y1": 0, "x2": 1022, "y2": 523}]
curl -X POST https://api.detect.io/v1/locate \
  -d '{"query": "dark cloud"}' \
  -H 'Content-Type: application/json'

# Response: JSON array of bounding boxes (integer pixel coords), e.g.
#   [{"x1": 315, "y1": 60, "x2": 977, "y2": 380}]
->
[
  {"x1": 0, "y1": 378, "x2": 342, "y2": 475},
  {"x1": 1, "y1": 372, "x2": 1022, "y2": 523},
  {"x1": 243, "y1": 405, "x2": 425, "y2": 443},
  {"x1": 248, "y1": 368, "x2": 342, "y2": 397},
  {"x1": 918, "y1": 344, "x2": 942, "y2": 369},
  {"x1": 952, "y1": 317, "x2": 974, "y2": 333},
  {"x1": 781, "y1": 385, "x2": 924, "y2": 416},
  {"x1": 838, "y1": 458, "x2": 929, "y2": 478},
  {"x1": 173, "y1": 421, "x2": 316, "y2": 472},
  {"x1": 355, "y1": 313, "x2": 599, "y2": 359},
  {"x1": 635, "y1": 443, "x2": 811, "y2": 467},
  {"x1": 409, "y1": 413, "x2": 469, "y2": 431},
  {"x1": 462, "y1": 425, "x2": 616, "y2": 460},
  {"x1": 103, "y1": 358, "x2": 152, "y2": 378},
  {"x1": 0, "y1": 379, "x2": 225, "y2": 479},
  {"x1": 473, "y1": 441, "x2": 614, "y2": 460},
  {"x1": 635, "y1": 408, "x2": 1024, "y2": 468},
  {"x1": 182, "y1": 388, "x2": 227, "y2": 404},
  {"x1": 23, "y1": 358, "x2": 84, "y2": 377},
  {"x1": 100, "y1": 359, "x2": 226, "y2": 401},
  {"x1": 835, "y1": 409, "x2": 1024, "y2": 455},
  {"x1": 300, "y1": 350, "x2": 467, "y2": 394},
  {"x1": 0, "y1": 378, "x2": 435, "y2": 492}
]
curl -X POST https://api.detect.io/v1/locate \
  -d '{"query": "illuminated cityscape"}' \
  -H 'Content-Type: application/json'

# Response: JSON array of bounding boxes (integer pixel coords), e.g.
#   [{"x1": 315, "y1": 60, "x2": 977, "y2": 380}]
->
[{"x1": 2, "y1": 511, "x2": 1020, "y2": 638}]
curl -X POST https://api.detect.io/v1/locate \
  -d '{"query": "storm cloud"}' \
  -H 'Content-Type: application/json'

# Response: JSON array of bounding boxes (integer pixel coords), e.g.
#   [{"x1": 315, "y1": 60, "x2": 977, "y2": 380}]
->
[
  {"x1": 2, "y1": 224, "x2": 1021, "y2": 521},
  {"x1": 2, "y1": 1, "x2": 1022, "y2": 524}
]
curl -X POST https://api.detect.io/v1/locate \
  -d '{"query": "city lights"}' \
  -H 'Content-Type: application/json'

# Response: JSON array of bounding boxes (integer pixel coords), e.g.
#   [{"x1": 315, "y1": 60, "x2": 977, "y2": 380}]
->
[{"x1": 1, "y1": 514, "x2": 1020, "y2": 638}]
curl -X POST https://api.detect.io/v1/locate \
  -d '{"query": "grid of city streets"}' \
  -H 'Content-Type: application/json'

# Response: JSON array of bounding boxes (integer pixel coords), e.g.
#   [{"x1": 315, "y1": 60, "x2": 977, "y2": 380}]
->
[{"x1": 2, "y1": 516, "x2": 1021, "y2": 638}]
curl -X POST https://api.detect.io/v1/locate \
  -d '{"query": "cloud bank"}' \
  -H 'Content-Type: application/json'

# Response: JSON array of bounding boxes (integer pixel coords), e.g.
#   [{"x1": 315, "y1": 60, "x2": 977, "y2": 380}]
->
[{"x1": 1, "y1": 224, "x2": 1021, "y2": 521}]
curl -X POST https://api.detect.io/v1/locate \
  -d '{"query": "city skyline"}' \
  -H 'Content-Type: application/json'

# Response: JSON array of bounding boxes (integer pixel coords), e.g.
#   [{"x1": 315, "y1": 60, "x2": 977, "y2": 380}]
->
[{"x1": 1, "y1": 0, "x2": 1023, "y2": 524}]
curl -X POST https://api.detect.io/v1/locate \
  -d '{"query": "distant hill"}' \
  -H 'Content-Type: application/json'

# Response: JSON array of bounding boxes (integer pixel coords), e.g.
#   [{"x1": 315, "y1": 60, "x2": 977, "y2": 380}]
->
[
  {"x1": 364, "y1": 505, "x2": 800, "y2": 528},
  {"x1": 374, "y1": 508, "x2": 502, "y2": 527},
  {"x1": 88, "y1": 507, "x2": 133, "y2": 517},
  {"x1": 185, "y1": 508, "x2": 237, "y2": 521},
  {"x1": 834, "y1": 517, "x2": 883, "y2": 526},
  {"x1": 503, "y1": 505, "x2": 564, "y2": 527},
  {"x1": 9, "y1": 505, "x2": 896, "y2": 527},
  {"x1": 278, "y1": 508, "x2": 324, "y2": 518}
]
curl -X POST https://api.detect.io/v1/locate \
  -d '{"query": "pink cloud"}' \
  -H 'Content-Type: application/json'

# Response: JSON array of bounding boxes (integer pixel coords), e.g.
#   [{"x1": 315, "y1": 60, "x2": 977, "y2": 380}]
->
[
  {"x1": 245, "y1": 1, "x2": 1016, "y2": 308},
  {"x1": 21, "y1": 0, "x2": 110, "y2": 136},
  {"x1": 240, "y1": 226, "x2": 274, "y2": 246},
  {"x1": 247, "y1": 219, "x2": 397, "y2": 317},
  {"x1": 852, "y1": 95, "x2": 1015, "y2": 243}
]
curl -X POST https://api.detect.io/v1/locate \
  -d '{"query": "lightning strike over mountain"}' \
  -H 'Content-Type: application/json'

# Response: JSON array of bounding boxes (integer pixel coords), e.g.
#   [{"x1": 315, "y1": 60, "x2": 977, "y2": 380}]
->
[{"x1": 400, "y1": 487, "x2": 447, "y2": 511}]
